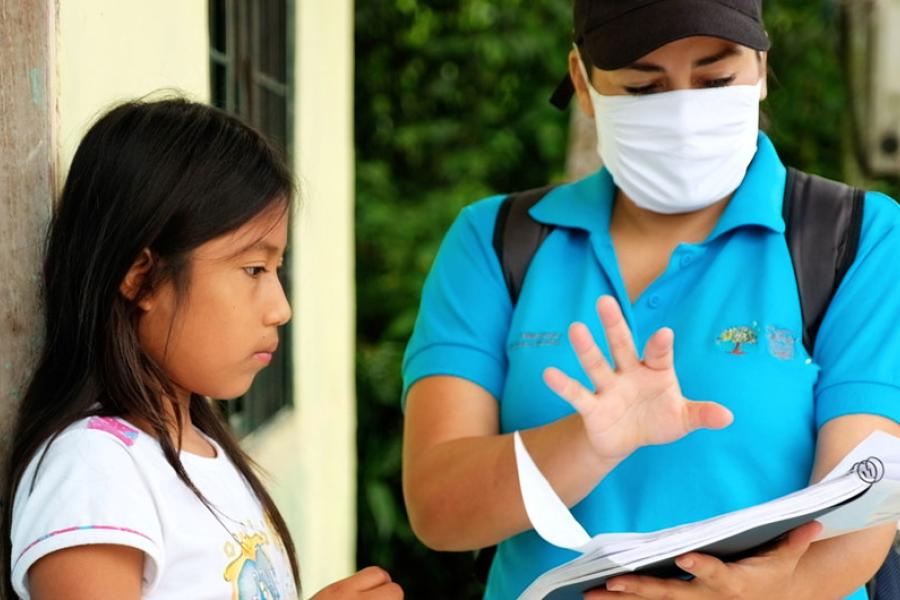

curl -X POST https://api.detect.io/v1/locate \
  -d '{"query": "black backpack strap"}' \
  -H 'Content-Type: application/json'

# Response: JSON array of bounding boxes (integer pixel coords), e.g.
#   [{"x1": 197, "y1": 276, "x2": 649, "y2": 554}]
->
[
  {"x1": 783, "y1": 167, "x2": 865, "y2": 355},
  {"x1": 492, "y1": 185, "x2": 558, "y2": 304},
  {"x1": 474, "y1": 185, "x2": 556, "y2": 585}
]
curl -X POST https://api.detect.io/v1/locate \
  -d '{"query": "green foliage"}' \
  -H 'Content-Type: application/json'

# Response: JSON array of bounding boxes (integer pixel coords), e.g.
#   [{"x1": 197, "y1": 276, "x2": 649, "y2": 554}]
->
[
  {"x1": 355, "y1": 1, "x2": 570, "y2": 597},
  {"x1": 355, "y1": 1, "x2": 898, "y2": 598},
  {"x1": 762, "y1": 1, "x2": 898, "y2": 196}
]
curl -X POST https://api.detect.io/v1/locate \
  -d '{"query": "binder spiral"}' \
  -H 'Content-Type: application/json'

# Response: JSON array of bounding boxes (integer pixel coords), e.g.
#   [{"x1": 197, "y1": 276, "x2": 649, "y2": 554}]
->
[{"x1": 852, "y1": 456, "x2": 885, "y2": 484}]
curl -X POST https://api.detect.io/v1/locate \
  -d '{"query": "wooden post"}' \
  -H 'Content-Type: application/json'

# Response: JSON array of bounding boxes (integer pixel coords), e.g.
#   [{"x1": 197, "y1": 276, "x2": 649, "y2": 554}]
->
[{"x1": 0, "y1": 0, "x2": 55, "y2": 455}]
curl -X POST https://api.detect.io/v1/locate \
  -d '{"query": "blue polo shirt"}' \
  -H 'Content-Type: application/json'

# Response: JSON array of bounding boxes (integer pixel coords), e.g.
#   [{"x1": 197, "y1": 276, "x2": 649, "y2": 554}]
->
[{"x1": 402, "y1": 133, "x2": 900, "y2": 600}]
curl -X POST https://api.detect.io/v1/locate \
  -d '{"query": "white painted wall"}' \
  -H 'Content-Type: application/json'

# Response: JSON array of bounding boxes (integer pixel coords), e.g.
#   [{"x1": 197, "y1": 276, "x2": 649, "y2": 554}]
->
[{"x1": 56, "y1": 0, "x2": 210, "y2": 173}]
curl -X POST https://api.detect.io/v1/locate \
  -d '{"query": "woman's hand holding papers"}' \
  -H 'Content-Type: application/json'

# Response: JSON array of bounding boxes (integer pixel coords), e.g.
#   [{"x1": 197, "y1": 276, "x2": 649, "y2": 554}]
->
[{"x1": 584, "y1": 521, "x2": 822, "y2": 600}]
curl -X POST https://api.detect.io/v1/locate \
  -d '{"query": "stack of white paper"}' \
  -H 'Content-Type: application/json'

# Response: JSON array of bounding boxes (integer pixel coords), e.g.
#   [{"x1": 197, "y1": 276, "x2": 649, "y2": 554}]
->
[{"x1": 515, "y1": 431, "x2": 900, "y2": 600}]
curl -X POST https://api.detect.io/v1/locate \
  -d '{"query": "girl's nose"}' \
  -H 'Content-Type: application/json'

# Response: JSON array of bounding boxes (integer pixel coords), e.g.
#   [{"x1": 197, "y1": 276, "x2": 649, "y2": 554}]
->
[{"x1": 265, "y1": 279, "x2": 292, "y2": 326}]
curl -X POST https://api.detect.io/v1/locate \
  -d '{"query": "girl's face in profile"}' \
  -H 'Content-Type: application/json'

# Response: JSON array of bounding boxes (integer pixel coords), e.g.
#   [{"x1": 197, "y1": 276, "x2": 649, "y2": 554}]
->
[{"x1": 137, "y1": 203, "x2": 291, "y2": 401}]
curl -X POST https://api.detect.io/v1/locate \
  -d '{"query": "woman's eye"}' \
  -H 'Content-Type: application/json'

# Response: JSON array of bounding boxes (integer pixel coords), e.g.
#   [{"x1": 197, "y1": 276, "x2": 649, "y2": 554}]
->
[
  {"x1": 624, "y1": 83, "x2": 661, "y2": 96},
  {"x1": 703, "y1": 76, "x2": 737, "y2": 88},
  {"x1": 244, "y1": 266, "x2": 267, "y2": 277}
]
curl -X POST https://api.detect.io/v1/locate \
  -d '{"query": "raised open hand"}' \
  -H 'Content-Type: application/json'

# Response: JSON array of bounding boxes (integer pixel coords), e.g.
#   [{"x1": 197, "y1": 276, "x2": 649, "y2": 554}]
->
[{"x1": 544, "y1": 296, "x2": 733, "y2": 461}]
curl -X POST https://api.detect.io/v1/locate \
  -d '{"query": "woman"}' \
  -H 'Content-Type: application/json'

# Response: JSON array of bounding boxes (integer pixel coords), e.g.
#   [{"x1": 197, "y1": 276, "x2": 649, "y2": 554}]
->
[{"x1": 401, "y1": 1, "x2": 900, "y2": 599}]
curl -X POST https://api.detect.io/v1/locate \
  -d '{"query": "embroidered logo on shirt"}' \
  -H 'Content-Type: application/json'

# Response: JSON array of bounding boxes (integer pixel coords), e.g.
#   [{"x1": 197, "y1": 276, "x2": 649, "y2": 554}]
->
[
  {"x1": 87, "y1": 417, "x2": 139, "y2": 446},
  {"x1": 715, "y1": 323, "x2": 759, "y2": 355},
  {"x1": 766, "y1": 326, "x2": 797, "y2": 361},
  {"x1": 509, "y1": 332, "x2": 563, "y2": 351}
]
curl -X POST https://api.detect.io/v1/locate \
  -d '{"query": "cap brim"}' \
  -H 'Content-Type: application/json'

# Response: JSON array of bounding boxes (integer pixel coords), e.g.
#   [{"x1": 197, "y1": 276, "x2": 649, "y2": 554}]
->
[
  {"x1": 583, "y1": 0, "x2": 770, "y2": 71},
  {"x1": 550, "y1": 76, "x2": 576, "y2": 110}
]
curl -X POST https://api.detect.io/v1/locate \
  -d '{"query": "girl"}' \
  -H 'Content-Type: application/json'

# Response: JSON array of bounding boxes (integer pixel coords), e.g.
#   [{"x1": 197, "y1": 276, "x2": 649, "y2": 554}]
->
[
  {"x1": 401, "y1": 1, "x2": 900, "y2": 599},
  {"x1": 2, "y1": 99, "x2": 403, "y2": 600}
]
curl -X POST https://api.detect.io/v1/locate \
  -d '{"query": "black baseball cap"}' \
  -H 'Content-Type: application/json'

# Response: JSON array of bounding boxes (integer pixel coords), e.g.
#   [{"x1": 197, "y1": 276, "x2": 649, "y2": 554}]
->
[{"x1": 551, "y1": 0, "x2": 770, "y2": 109}]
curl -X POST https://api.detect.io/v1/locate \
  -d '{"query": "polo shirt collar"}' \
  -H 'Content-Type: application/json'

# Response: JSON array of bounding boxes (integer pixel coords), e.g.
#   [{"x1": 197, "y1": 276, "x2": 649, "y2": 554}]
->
[{"x1": 528, "y1": 132, "x2": 787, "y2": 241}]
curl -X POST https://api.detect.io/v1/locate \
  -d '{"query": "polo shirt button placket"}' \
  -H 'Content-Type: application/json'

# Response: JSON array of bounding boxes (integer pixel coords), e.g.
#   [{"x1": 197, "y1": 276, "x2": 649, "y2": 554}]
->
[
  {"x1": 680, "y1": 254, "x2": 694, "y2": 268},
  {"x1": 648, "y1": 295, "x2": 662, "y2": 309}
]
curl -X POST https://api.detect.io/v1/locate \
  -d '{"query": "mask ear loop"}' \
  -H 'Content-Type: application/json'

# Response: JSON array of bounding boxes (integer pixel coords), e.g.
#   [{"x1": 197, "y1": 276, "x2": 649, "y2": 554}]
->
[{"x1": 573, "y1": 44, "x2": 600, "y2": 98}]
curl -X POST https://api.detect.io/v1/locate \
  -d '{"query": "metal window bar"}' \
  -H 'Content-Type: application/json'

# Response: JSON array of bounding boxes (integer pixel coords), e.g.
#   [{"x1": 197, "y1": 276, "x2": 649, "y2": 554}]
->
[{"x1": 209, "y1": 0, "x2": 295, "y2": 437}]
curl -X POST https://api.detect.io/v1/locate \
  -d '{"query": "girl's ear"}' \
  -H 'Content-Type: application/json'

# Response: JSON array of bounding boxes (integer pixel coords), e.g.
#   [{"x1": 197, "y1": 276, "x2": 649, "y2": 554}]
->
[{"x1": 120, "y1": 249, "x2": 156, "y2": 311}]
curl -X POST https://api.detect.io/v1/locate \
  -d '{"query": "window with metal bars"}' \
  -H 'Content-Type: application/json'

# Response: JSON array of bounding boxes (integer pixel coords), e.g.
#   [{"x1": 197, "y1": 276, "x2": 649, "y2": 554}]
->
[{"x1": 209, "y1": 0, "x2": 295, "y2": 437}]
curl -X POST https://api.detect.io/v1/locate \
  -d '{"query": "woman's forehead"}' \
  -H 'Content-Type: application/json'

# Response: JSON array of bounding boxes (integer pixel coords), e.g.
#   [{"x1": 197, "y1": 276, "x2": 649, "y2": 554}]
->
[{"x1": 610, "y1": 36, "x2": 751, "y2": 72}]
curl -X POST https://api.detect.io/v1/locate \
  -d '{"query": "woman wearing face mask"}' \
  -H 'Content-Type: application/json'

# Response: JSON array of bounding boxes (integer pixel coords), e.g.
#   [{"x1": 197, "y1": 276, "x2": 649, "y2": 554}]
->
[{"x1": 401, "y1": 1, "x2": 900, "y2": 599}]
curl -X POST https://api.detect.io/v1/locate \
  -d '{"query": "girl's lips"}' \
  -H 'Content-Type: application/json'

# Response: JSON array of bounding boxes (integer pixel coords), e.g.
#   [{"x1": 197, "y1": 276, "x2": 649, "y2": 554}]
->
[{"x1": 253, "y1": 352, "x2": 273, "y2": 363}]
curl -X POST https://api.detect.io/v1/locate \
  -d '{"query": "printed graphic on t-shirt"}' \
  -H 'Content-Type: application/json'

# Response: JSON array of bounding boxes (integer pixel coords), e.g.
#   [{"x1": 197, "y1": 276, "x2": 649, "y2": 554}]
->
[{"x1": 223, "y1": 520, "x2": 291, "y2": 600}]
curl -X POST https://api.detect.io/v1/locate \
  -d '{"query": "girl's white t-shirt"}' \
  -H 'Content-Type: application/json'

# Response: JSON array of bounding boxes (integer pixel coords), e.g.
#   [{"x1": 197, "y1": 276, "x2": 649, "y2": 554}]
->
[{"x1": 10, "y1": 416, "x2": 298, "y2": 600}]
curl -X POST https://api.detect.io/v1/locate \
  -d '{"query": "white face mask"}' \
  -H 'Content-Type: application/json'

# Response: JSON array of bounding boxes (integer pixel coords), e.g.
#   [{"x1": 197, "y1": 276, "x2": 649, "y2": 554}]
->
[{"x1": 577, "y1": 56, "x2": 762, "y2": 214}]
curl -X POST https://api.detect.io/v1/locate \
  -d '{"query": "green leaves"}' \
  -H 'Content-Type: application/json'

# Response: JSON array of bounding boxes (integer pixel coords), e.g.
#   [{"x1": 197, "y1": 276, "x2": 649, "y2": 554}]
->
[
  {"x1": 354, "y1": 2, "x2": 898, "y2": 597},
  {"x1": 355, "y1": 2, "x2": 570, "y2": 596}
]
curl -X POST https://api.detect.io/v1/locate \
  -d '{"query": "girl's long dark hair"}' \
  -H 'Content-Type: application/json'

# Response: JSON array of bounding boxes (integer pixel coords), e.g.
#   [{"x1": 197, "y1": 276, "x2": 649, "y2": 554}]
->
[{"x1": 1, "y1": 98, "x2": 299, "y2": 594}]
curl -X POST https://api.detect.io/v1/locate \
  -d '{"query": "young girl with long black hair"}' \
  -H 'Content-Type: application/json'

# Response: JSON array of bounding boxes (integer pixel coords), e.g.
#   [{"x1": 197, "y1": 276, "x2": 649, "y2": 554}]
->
[{"x1": 2, "y1": 98, "x2": 402, "y2": 600}]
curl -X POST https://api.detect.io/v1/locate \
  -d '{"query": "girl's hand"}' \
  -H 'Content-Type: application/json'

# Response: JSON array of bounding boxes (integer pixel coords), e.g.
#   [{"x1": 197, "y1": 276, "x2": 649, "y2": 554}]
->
[
  {"x1": 310, "y1": 567, "x2": 404, "y2": 599},
  {"x1": 585, "y1": 521, "x2": 822, "y2": 599},
  {"x1": 544, "y1": 296, "x2": 733, "y2": 461}
]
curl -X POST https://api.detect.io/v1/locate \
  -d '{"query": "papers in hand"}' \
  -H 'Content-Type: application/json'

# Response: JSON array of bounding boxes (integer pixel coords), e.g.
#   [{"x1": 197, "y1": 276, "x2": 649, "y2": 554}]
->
[{"x1": 514, "y1": 430, "x2": 900, "y2": 600}]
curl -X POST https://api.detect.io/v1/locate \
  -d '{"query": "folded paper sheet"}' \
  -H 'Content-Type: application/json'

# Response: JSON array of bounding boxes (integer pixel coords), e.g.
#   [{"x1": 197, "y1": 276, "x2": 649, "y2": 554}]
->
[{"x1": 513, "y1": 430, "x2": 900, "y2": 600}]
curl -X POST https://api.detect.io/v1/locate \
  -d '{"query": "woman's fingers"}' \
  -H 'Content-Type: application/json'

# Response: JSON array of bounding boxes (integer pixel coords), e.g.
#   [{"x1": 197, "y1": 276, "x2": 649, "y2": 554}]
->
[
  {"x1": 569, "y1": 322, "x2": 616, "y2": 391},
  {"x1": 682, "y1": 400, "x2": 734, "y2": 433},
  {"x1": 583, "y1": 589, "x2": 645, "y2": 599},
  {"x1": 756, "y1": 521, "x2": 822, "y2": 564},
  {"x1": 596, "y1": 296, "x2": 640, "y2": 371},
  {"x1": 642, "y1": 327, "x2": 675, "y2": 371},
  {"x1": 544, "y1": 367, "x2": 596, "y2": 416},
  {"x1": 602, "y1": 574, "x2": 693, "y2": 598},
  {"x1": 783, "y1": 521, "x2": 822, "y2": 556},
  {"x1": 675, "y1": 552, "x2": 730, "y2": 588}
]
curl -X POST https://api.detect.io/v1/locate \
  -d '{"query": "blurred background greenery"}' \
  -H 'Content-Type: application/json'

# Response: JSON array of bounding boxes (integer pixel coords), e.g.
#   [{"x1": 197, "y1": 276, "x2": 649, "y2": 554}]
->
[{"x1": 353, "y1": 1, "x2": 900, "y2": 598}]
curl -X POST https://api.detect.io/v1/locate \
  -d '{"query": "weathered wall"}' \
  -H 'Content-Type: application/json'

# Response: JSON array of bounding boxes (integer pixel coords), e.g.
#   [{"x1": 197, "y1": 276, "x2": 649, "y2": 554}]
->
[{"x1": 0, "y1": 0, "x2": 56, "y2": 453}]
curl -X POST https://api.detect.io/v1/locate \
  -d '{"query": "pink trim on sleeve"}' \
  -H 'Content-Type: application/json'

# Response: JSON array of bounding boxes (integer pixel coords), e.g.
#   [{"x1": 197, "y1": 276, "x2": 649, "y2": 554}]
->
[{"x1": 18, "y1": 525, "x2": 154, "y2": 561}]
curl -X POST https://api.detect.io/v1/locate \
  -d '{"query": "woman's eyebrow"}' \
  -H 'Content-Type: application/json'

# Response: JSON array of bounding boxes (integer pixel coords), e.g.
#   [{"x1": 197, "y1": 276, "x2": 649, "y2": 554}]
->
[
  {"x1": 622, "y1": 61, "x2": 664, "y2": 73},
  {"x1": 693, "y1": 45, "x2": 742, "y2": 67},
  {"x1": 623, "y1": 45, "x2": 742, "y2": 72}
]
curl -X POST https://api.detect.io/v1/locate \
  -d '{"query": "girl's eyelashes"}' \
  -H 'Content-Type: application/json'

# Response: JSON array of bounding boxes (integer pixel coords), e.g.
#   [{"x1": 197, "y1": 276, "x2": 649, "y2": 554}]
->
[
  {"x1": 623, "y1": 75, "x2": 737, "y2": 95},
  {"x1": 243, "y1": 263, "x2": 285, "y2": 278},
  {"x1": 243, "y1": 266, "x2": 267, "y2": 277}
]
